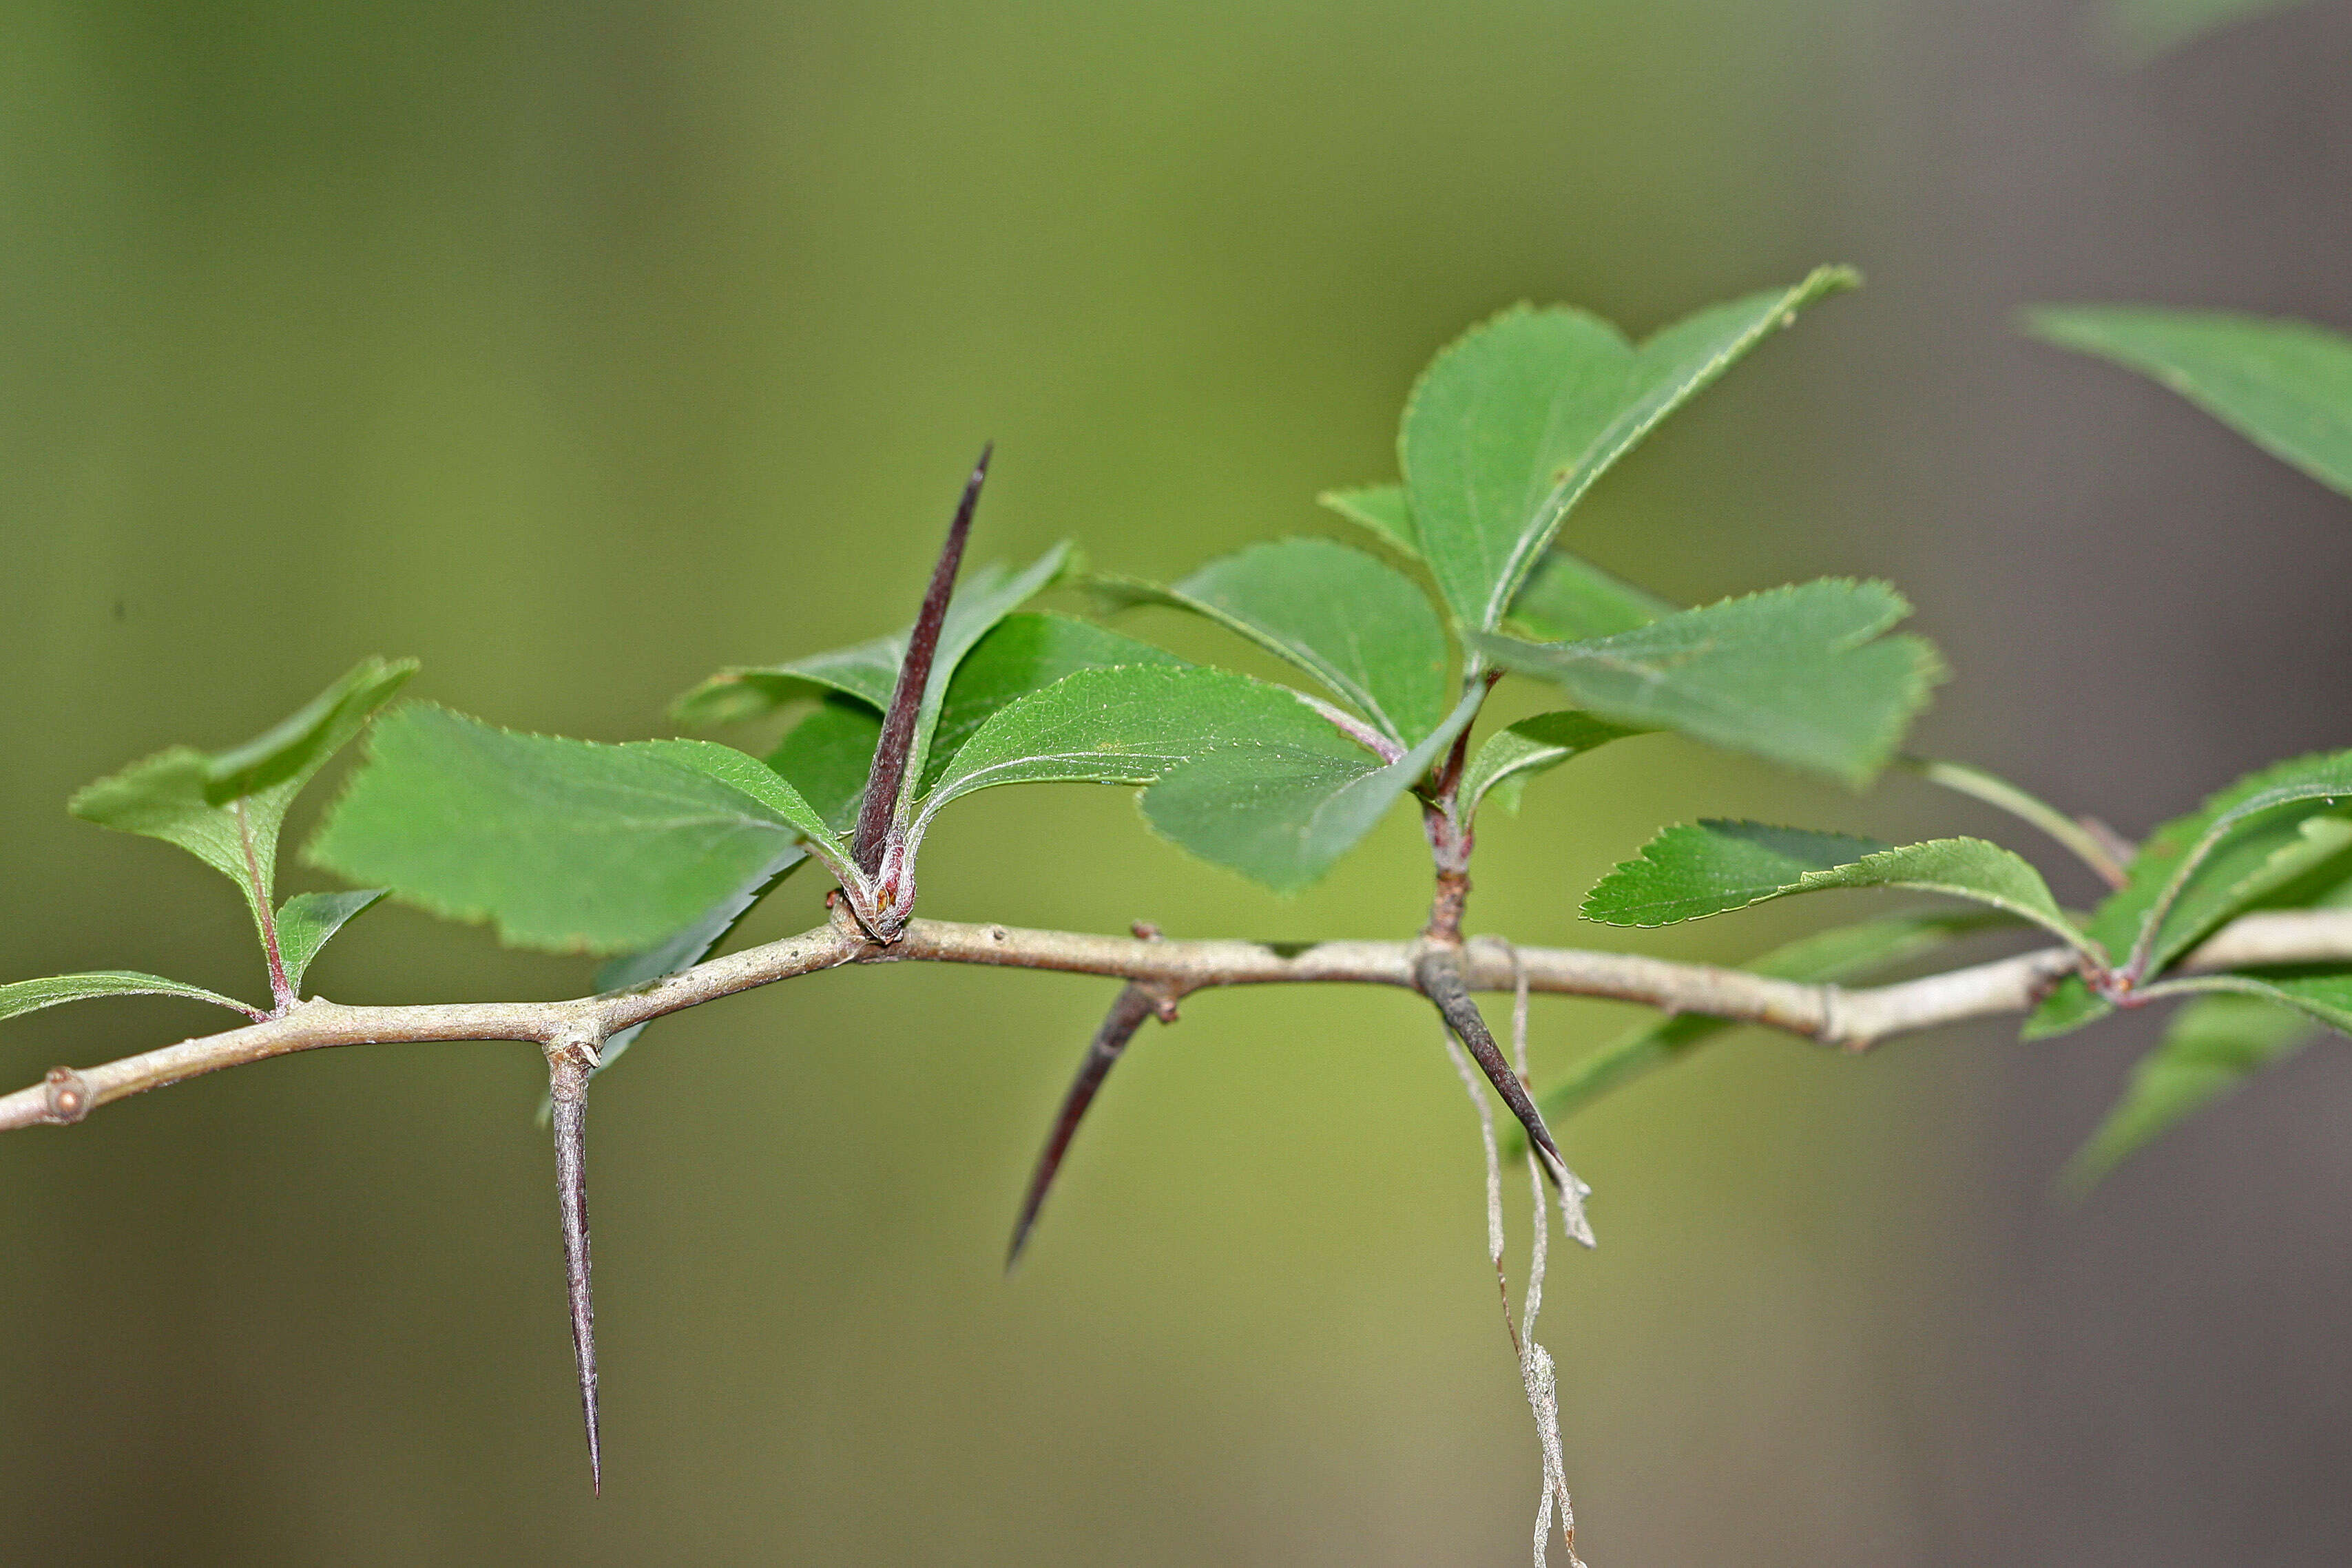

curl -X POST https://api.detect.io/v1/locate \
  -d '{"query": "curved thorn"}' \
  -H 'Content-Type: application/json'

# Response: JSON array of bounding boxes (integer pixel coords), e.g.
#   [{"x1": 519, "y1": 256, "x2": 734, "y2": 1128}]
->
[
  {"x1": 1415, "y1": 949, "x2": 1594, "y2": 1247},
  {"x1": 1006, "y1": 982, "x2": 1161, "y2": 1271},
  {"x1": 853, "y1": 442, "x2": 993, "y2": 877},
  {"x1": 547, "y1": 1041, "x2": 602, "y2": 1494}
]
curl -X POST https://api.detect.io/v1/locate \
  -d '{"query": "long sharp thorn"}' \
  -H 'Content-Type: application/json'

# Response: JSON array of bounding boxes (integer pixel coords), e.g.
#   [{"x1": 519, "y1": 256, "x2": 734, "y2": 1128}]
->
[
  {"x1": 1006, "y1": 982, "x2": 1160, "y2": 1271},
  {"x1": 852, "y1": 442, "x2": 993, "y2": 877},
  {"x1": 1415, "y1": 951, "x2": 1594, "y2": 1246},
  {"x1": 548, "y1": 1045, "x2": 602, "y2": 1494}
]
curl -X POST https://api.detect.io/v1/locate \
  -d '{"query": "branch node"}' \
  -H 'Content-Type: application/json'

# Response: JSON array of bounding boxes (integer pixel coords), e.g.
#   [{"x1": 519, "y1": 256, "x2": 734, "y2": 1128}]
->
[
  {"x1": 42, "y1": 1067, "x2": 92, "y2": 1125},
  {"x1": 1814, "y1": 984, "x2": 1849, "y2": 1052}
]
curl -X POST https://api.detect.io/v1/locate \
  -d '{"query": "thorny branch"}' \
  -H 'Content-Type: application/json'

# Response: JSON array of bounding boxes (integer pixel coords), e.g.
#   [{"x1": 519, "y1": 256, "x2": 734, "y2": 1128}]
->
[
  {"x1": 10, "y1": 897, "x2": 2345, "y2": 1491},
  {"x1": 10, "y1": 902, "x2": 2346, "y2": 1136}
]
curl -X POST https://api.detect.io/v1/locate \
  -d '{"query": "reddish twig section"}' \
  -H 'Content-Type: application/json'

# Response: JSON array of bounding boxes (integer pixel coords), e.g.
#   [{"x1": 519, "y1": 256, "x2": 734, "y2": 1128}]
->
[
  {"x1": 1005, "y1": 980, "x2": 1174, "y2": 1269},
  {"x1": 851, "y1": 443, "x2": 993, "y2": 879},
  {"x1": 546, "y1": 1036, "x2": 602, "y2": 1494}
]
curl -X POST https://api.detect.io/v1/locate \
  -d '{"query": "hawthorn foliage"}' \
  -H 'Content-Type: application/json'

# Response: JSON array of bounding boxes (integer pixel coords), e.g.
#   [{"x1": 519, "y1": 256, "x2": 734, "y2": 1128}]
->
[{"x1": 14, "y1": 256, "x2": 2352, "y2": 1533}]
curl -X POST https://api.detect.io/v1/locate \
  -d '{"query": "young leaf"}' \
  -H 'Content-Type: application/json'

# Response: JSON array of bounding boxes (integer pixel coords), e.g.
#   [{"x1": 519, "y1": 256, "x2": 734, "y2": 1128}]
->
[
  {"x1": 2062, "y1": 995, "x2": 2315, "y2": 1195},
  {"x1": 1506, "y1": 549, "x2": 1674, "y2": 642},
  {"x1": 670, "y1": 545, "x2": 1072, "y2": 727},
  {"x1": 1583, "y1": 821, "x2": 2095, "y2": 955},
  {"x1": 309, "y1": 705, "x2": 855, "y2": 954},
  {"x1": 2027, "y1": 306, "x2": 2352, "y2": 502},
  {"x1": 1095, "y1": 538, "x2": 1450, "y2": 744},
  {"x1": 1315, "y1": 484, "x2": 1419, "y2": 560},
  {"x1": 70, "y1": 657, "x2": 417, "y2": 935},
  {"x1": 1402, "y1": 268, "x2": 1857, "y2": 633},
  {"x1": 1458, "y1": 711, "x2": 1646, "y2": 821},
  {"x1": 273, "y1": 888, "x2": 387, "y2": 996},
  {"x1": 913, "y1": 666, "x2": 1468, "y2": 894},
  {"x1": 0, "y1": 970, "x2": 260, "y2": 1025},
  {"x1": 1530, "y1": 911, "x2": 2008, "y2": 1129},
  {"x1": 2026, "y1": 753, "x2": 2352, "y2": 1038},
  {"x1": 1477, "y1": 580, "x2": 1943, "y2": 786}
]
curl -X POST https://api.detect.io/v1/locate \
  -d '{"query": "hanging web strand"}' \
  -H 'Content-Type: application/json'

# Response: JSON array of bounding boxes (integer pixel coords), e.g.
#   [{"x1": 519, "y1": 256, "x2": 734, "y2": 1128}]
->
[
  {"x1": 1444, "y1": 939, "x2": 1585, "y2": 1567},
  {"x1": 1440, "y1": 1019, "x2": 1519, "y2": 1355},
  {"x1": 1506, "y1": 943, "x2": 1581, "y2": 1568}
]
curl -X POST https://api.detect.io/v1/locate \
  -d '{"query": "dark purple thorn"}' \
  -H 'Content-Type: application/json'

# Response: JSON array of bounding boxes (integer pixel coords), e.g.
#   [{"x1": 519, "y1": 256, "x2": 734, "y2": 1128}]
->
[
  {"x1": 548, "y1": 1044, "x2": 601, "y2": 1494},
  {"x1": 1414, "y1": 950, "x2": 1571, "y2": 1191},
  {"x1": 1006, "y1": 982, "x2": 1161, "y2": 1271},
  {"x1": 852, "y1": 443, "x2": 993, "y2": 879}
]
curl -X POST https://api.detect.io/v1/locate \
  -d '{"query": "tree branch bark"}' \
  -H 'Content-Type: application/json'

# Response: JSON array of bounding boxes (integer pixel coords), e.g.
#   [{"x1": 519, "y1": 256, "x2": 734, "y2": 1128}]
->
[{"x1": 3, "y1": 903, "x2": 2343, "y2": 1133}]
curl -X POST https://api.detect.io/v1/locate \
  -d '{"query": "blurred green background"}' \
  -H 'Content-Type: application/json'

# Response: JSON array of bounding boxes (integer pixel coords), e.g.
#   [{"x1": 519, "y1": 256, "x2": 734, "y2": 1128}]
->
[{"x1": 6, "y1": 1, "x2": 2352, "y2": 1563}]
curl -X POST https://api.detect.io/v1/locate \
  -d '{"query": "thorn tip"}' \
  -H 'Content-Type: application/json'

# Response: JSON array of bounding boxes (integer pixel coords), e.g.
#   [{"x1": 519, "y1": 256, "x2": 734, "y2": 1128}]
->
[
  {"x1": 549, "y1": 1046, "x2": 602, "y2": 1494},
  {"x1": 1006, "y1": 983, "x2": 1163, "y2": 1269},
  {"x1": 850, "y1": 446, "x2": 995, "y2": 883}
]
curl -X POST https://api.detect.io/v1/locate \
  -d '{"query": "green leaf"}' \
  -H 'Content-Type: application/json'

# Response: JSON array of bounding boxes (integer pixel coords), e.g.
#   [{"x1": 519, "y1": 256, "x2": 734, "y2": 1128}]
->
[
  {"x1": 2143, "y1": 968, "x2": 2352, "y2": 1039},
  {"x1": 584, "y1": 612, "x2": 1176, "y2": 1067},
  {"x1": 0, "y1": 970, "x2": 257, "y2": 1025},
  {"x1": 1583, "y1": 821, "x2": 2093, "y2": 954},
  {"x1": 69, "y1": 658, "x2": 417, "y2": 934},
  {"x1": 2099, "y1": 0, "x2": 2316, "y2": 61},
  {"x1": 273, "y1": 888, "x2": 386, "y2": 995},
  {"x1": 1506, "y1": 549, "x2": 1675, "y2": 642},
  {"x1": 767, "y1": 698, "x2": 884, "y2": 833},
  {"x1": 579, "y1": 692, "x2": 886, "y2": 1081},
  {"x1": 1459, "y1": 710, "x2": 1645, "y2": 821},
  {"x1": 671, "y1": 545, "x2": 1072, "y2": 726},
  {"x1": 1532, "y1": 911, "x2": 2008, "y2": 1129},
  {"x1": 2028, "y1": 306, "x2": 2352, "y2": 501},
  {"x1": 1096, "y1": 539, "x2": 1450, "y2": 744},
  {"x1": 1897, "y1": 755, "x2": 2134, "y2": 889},
  {"x1": 1316, "y1": 484, "x2": 1419, "y2": 560},
  {"x1": 585, "y1": 684, "x2": 933, "y2": 1080},
  {"x1": 2027, "y1": 752, "x2": 2352, "y2": 1038},
  {"x1": 630, "y1": 737, "x2": 858, "y2": 880},
  {"x1": 914, "y1": 665, "x2": 1461, "y2": 893},
  {"x1": 1141, "y1": 686, "x2": 1482, "y2": 894},
  {"x1": 1402, "y1": 268, "x2": 1857, "y2": 632},
  {"x1": 2125, "y1": 756, "x2": 2352, "y2": 975},
  {"x1": 919, "y1": 613, "x2": 1186, "y2": 792},
  {"x1": 2063, "y1": 995, "x2": 2315, "y2": 1195},
  {"x1": 307, "y1": 705, "x2": 855, "y2": 954},
  {"x1": 1477, "y1": 579, "x2": 1943, "y2": 786},
  {"x1": 917, "y1": 665, "x2": 1356, "y2": 814}
]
